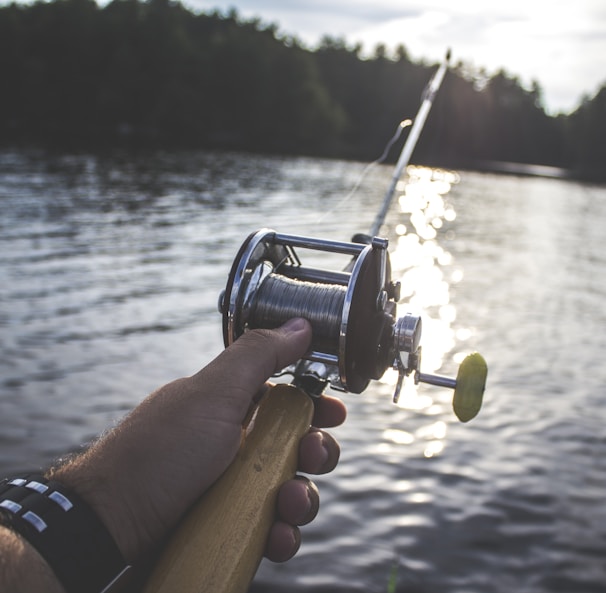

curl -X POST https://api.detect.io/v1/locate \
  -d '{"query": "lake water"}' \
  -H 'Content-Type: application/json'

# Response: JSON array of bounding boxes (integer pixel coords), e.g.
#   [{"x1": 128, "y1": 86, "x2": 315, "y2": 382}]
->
[{"x1": 1, "y1": 150, "x2": 605, "y2": 592}]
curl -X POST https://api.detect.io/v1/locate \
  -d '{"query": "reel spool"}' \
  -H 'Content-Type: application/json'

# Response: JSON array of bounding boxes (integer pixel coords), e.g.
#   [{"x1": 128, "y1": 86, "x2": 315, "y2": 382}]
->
[{"x1": 219, "y1": 229, "x2": 486, "y2": 421}]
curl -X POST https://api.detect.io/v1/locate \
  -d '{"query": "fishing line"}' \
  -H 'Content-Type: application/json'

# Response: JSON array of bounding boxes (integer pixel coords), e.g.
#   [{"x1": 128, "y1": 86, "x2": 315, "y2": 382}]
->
[
  {"x1": 315, "y1": 119, "x2": 413, "y2": 224},
  {"x1": 250, "y1": 273, "x2": 346, "y2": 353}
]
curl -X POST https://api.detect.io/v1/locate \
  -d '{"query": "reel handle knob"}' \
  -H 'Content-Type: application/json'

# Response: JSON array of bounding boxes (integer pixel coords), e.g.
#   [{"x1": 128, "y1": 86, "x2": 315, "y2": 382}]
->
[
  {"x1": 416, "y1": 352, "x2": 487, "y2": 422},
  {"x1": 451, "y1": 352, "x2": 487, "y2": 422}
]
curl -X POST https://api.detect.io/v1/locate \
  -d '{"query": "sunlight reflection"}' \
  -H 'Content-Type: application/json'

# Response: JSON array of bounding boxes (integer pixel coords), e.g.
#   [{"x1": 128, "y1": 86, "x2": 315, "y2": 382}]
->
[
  {"x1": 424, "y1": 441, "x2": 445, "y2": 458},
  {"x1": 394, "y1": 514, "x2": 434, "y2": 528},
  {"x1": 456, "y1": 328, "x2": 473, "y2": 341},
  {"x1": 407, "y1": 492, "x2": 433, "y2": 504},
  {"x1": 380, "y1": 368, "x2": 435, "y2": 411},
  {"x1": 389, "y1": 165, "x2": 465, "y2": 379},
  {"x1": 383, "y1": 428, "x2": 414, "y2": 445},
  {"x1": 393, "y1": 479, "x2": 413, "y2": 492},
  {"x1": 430, "y1": 421, "x2": 447, "y2": 439},
  {"x1": 415, "y1": 420, "x2": 448, "y2": 440},
  {"x1": 380, "y1": 165, "x2": 470, "y2": 457},
  {"x1": 451, "y1": 268, "x2": 464, "y2": 283}
]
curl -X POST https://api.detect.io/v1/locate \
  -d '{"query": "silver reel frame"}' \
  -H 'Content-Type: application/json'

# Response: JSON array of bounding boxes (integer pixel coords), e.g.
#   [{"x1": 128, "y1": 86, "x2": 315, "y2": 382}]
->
[{"x1": 220, "y1": 229, "x2": 396, "y2": 393}]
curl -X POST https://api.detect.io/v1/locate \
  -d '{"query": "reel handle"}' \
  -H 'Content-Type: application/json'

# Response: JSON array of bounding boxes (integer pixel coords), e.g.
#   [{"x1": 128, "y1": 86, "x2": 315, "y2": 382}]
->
[
  {"x1": 416, "y1": 352, "x2": 488, "y2": 422},
  {"x1": 393, "y1": 315, "x2": 487, "y2": 422},
  {"x1": 143, "y1": 384, "x2": 314, "y2": 593}
]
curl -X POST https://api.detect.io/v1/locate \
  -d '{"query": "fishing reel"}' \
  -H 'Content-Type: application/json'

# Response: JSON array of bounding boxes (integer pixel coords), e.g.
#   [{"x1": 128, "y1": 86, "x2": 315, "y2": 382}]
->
[{"x1": 219, "y1": 229, "x2": 486, "y2": 422}]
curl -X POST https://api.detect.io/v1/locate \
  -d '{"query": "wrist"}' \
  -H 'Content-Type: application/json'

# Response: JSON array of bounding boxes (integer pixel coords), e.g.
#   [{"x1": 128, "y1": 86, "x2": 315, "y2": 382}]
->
[
  {"x1": 0, "y1": 474, "x2": 131, "y2": 593},
  {"x1": 49, "y1": 456, "x2": 141, "y2": 564},
  {"x1": 0, "y1": 524, "x2": 64, "y2": 593}
]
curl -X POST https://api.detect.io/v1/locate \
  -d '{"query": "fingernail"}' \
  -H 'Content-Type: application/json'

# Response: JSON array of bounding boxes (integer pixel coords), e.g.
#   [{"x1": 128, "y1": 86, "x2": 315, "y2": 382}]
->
[
  {"x1": 292, "y1": 527, "x2": 301, "y2": 555},
  {"x1": 318, "y1": 442, "x2": 330, "y2": 472},
  {"x1": 297, "y1": 477, "x2": 320, "y2": 525},
  {"x1": 311, "y1": 431, "x2": 329, "y2": 473},
  {"x1": 281, "y1": 317, "x2": 308, "y2": 334},
  {"x1": 295, "y1": 489, "x2": 313, "y2": 525}
]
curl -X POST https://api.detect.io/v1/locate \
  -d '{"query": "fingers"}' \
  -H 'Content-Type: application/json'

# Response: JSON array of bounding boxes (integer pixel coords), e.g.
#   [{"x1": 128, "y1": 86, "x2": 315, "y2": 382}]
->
[
  {"x1": 265, "y1": 477, "x2": 320, "y2": 563},
  {"x1": 184, "y1": 317, "x2": 344, "y2": 566},
  {"x1": 298, "y1": 428, "x2": 340, "y2": 475},
  {"x1": 265, "y1": 418, "x2": 342, "y2": 561},
  {"x1": 276, "y1": 476, "x2": 319, "y2": 526},
  {"x1": 264, "y1": 522, "x2": 301, "y2": 563},
  {"x1": 312, "y1": 393, "x2": 347, "y2": 428}
]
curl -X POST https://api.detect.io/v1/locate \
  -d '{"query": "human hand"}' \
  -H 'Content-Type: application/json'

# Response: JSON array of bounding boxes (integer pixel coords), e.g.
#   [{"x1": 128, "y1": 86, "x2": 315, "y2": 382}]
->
[{"x1": 51, "y1": 318, "x2": 346, "y2": 564}]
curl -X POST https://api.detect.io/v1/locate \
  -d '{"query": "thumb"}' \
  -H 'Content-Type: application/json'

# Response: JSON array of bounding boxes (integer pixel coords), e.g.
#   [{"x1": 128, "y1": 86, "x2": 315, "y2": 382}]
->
[
  {"x1": 220, "y1": 317, "x2": 312, "y2": 387},
  {"x1": 193, "y1": 318, "x2": 312, "y2": 415},
  {"x1": 231, "y1": 317, "x2": 312, "y2": 378}
]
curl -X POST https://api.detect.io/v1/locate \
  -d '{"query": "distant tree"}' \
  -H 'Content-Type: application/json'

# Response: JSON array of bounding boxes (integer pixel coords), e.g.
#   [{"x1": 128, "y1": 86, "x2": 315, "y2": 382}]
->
[
  {"x1": 394, "y1": 44, "x2": 410, "y2": 63},
  {"x1": 566, "y1": 85, "x2": 606, "y2": 178},
  {"x1": 0, "y1": 0, "x2": 601, "y2": 178},
  {"x1": 373, "y1": 43, "x2": 387, "y2": 61}
]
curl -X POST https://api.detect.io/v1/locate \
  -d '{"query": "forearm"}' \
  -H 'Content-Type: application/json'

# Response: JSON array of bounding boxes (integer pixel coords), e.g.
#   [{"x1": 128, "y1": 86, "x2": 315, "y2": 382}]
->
[
  {"x1": 0, "y1": 525, "x2": 64, "y2": 593},
  {"x1": 48, "y1": 376, "x2": 244, "y2": 564},
  {"x1": 0, "y1": 321, "x2": 341, "y2": 592}
]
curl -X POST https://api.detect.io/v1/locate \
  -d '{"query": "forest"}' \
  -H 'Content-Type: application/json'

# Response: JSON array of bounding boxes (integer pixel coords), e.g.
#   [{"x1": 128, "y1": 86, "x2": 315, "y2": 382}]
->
[{"x1": 0, "y1": 0, "x2": 604, "y2": 180}]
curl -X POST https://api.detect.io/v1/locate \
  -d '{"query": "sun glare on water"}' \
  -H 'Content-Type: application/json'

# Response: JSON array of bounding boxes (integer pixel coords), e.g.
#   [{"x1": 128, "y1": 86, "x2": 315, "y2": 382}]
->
[{"x1": 380, "y1": 165, "x2": 473, "y2": 456}]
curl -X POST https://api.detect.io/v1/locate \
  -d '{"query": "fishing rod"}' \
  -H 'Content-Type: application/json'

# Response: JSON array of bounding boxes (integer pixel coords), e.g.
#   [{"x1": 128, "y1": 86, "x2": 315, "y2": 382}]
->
[
  {"x1": 144, "y1": 49, "x2": 487, "y2": 593},
  {"x1": 369, "y1": 48, "x2": 451, "y2": 237},
  {"x1": 320, "y1": 49, "x2": 450, "y2": 230}
]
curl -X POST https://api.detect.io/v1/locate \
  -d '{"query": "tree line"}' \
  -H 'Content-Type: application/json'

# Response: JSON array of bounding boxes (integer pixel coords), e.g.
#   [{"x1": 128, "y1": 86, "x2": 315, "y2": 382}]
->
[{"x1": 0, "y1": 0, "x2": 604, "y2": 180}]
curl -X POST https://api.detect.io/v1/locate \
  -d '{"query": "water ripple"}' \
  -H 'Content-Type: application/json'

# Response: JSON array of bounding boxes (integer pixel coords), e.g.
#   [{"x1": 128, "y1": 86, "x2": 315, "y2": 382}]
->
[{"x1": 2, "y1": 151, "x2": 606, "y2": 592}]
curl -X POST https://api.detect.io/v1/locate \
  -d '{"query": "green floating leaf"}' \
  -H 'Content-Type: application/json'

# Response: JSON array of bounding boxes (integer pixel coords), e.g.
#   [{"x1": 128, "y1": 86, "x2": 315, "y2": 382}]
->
[{"x1": 453, "y1": 352, "x2": 487, "y2": 422}]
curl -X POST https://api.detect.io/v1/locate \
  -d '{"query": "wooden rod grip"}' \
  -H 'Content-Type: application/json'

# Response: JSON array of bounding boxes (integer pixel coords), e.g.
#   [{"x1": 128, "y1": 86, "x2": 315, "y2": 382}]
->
[{"x1": 143, "y1": 384, "x2": 315, "y2": 593}]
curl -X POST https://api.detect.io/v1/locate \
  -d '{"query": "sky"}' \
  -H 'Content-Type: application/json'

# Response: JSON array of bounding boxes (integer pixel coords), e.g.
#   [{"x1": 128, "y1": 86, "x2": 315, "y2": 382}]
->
[{"x1": 184, "y1": 0, "x2": 606, "y2": 115}]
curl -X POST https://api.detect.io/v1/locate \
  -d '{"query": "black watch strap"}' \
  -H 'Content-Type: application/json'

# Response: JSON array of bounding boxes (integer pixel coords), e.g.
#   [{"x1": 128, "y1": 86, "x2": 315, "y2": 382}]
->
[{"x1": 0, "y1": 474, "x2": 131, "y2": 593}]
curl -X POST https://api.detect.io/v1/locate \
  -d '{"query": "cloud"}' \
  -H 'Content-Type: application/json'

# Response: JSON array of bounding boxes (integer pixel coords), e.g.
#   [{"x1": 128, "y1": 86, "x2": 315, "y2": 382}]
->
[{"x1": 188, "y1": 0, "x2": 421, "y2": 36}]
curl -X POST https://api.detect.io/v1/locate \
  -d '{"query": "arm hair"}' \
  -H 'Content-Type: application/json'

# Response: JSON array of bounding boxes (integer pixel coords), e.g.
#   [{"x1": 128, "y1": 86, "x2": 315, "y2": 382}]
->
[{"x1": 0, "y1": 525, "x2": 64, "y2": 593}]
